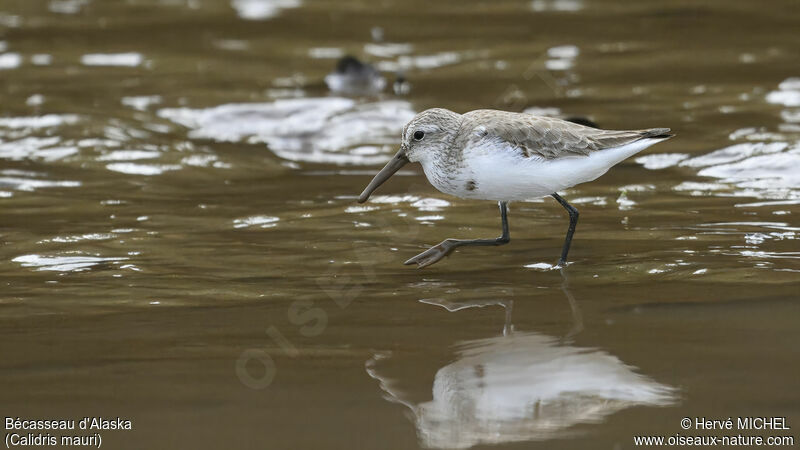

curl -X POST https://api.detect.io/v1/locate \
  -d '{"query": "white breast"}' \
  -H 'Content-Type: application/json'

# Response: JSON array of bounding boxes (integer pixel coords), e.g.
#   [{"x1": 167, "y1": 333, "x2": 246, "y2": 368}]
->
[{"x1": 442, "y1": 138, "x2": 666, "y2": 201}]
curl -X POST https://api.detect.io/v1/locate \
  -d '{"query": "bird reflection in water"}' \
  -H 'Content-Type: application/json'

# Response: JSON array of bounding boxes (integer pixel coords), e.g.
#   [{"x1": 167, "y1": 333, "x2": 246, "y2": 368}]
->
[{"x1": 366, "y1": 271, "x2": 676, "y2": 449}]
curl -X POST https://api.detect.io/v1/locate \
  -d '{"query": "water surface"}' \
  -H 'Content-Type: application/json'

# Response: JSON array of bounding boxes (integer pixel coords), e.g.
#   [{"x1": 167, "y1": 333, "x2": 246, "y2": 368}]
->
[{"x1": 1, "y1": 0, "x2": 798, "y2": 448}]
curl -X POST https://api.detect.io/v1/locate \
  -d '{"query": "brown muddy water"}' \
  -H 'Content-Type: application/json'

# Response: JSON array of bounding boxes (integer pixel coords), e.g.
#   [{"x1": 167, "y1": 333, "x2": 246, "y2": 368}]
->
[{"x1": 1, "y1": 0, "x2": 799, "y2": 449}]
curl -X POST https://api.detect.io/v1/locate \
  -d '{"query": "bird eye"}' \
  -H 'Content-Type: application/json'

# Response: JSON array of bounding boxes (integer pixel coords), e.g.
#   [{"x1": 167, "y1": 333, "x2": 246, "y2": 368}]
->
[{"x1": 413, "y1": 130, "x2": 425, "y2": 141}]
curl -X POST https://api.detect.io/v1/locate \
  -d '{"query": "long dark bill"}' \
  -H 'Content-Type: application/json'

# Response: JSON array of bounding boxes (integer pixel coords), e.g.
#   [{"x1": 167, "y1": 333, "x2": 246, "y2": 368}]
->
[{"x1": 357, "y1": 148, "x2": 409, "y2": 203}]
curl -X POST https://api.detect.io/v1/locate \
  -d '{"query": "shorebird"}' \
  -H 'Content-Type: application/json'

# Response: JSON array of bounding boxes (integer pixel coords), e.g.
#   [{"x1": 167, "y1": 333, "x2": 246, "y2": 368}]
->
[
  {"x1": 325, "y1": 56, "x2": 386, "y2": 95},
  {"x1": 325, "y1": 56, "x2": 410, "y2": 96},
  {"x1": 357, "y1": 108, "x2": 673, "y2": 268}
]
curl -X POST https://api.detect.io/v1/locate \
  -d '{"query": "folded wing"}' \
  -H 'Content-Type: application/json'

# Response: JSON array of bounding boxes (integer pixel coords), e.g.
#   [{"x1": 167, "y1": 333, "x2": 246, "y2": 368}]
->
[{"x1": 459, "y1": 110, "x2": 672, "y2": 160}]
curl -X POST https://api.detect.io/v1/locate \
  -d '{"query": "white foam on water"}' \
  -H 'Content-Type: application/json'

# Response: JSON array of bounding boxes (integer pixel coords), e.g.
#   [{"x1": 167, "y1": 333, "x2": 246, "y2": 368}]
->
[
  {"x1": 26, "y1": 94, "x2": 45, "y2": 106},
  {"x1": 531, "y1": 0, "x2": 583, "y2": 11},
  {"x1": 766, "y1": 77, "x2": 800, "y2": 107},
  {"x1": 345, "y1": 205, "x2": 378, "y2": 213},
  {"x1": 616, "y1": 192, "x2": 635, "y2": 210},
  {"x1": 524, "y1": 262, "x2": 557, "y2": 270},
  {"x1": 548, "y1": 45, "x2": 579, "y2": 59},
  {"x1": 635, "y1": 153, "x2": 689, "y2": 170},
  {"x1": 411, "y1": 198, "x2": 450, "y2": 212},
  {"x1": 308, "y1": 47, "x2": 344, "y2": 59},
  {"x1": 659, "y1": 135, "x2": 800, "y2": 201},
  {"x1": 697, "y1": 151, "x2": 800, "y2": 191},
  {"x1": 97, "y1": 150, "x2": 162, "y2": 161},
  {"x1": 735, "y1": 199, "x2": 800, "y2": 208},
  {"x1": 673, "y1": 181, "x2": 728, "y2": 194},
  {"x1": 680, "y1": 142, "x2": 788, "y2": 168},
  {"x1": 233, "y1": 215, "x2": 280, "y2": 229},
  {"x1": 364, "y1": 43, "x2": 413, "y2": 58},
  {"x1": 38, "y1": 233, "x2": 115, "y2": 244},
  {"x1": 121, "y1": 95, "x2": 162, "y2": 111},
  {"x1": 31, "y1": 54, "x2": 52, "y2": 65},
  {"x1": 159, "y1": 97, "x2": 416, "y2": 165},
  {"x1": 213, "y1": 39, "x2": 249, "y2": 51},
  {"x1": 0, "y1": 53, "x2": 22, "y2": 70},
  {"x1": 13, "y1": 254, "x2": 128, "y2": 272},
  {"x1": 49, "y1": 0, "x2": 90, "y2": 14},
  {"x1": 0, "y1": 114, "x2": 80, "y2": 129},
  {"x1": 570, "y1": 196, "x2": 607, "y2": 206},
  {"x1": 415, "y1": 215, "x2": 444, "y2": 221},
  {"x1": 181, "y1": 154, "x2": 229, "y2": 168},
  {"x1": 81, "y1": 52, "x2": 143, "y2": 67},
  {"x1": 105, "y1": 163, "x2": 182, "y2": 175},
  {"x1": 368, "y1": 195, "x2": 421, "y2": 204},
  {"x1": 545, "y1": 45, "x2": 579, "y2": 71},
  {"x1": 0, "y1": 137, "x2": 64, "y2": 161},
  {"x1": 545, "y1": 59, "x2": 572, "y2": 70},
  {"x1": 781, "y1": 110, "x2": 800, "y2": 123},
  {"x1": 230, "y1": 0, "x2": 300, "y2": 20},
  {"x1": 0, "y1": 170, "x2": 81, "y2": 191},
  {"x1": 395, "y1": 52, "x2": 461, "y2": 70}
]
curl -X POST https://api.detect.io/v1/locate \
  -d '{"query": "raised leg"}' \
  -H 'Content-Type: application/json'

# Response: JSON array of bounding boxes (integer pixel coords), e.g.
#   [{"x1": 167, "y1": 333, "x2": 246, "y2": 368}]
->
[
  {"x1": 551, "y1": 193, "x2": 579, "y2": 266},
  {"x1": 404, "y1": 201, "x2": 510, "y2": 268}
]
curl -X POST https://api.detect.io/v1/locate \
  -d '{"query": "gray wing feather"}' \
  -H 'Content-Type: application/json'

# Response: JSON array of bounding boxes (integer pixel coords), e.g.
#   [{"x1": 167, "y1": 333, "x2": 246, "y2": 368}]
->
[{"x1": 458, "y1": 110, "x2": 672, "y2": 160}]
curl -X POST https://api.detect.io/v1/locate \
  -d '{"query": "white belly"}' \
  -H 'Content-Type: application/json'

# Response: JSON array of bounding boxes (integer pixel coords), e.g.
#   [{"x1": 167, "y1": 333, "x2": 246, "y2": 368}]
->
[{"x1": 446, "y1": 138, "x2": 663, "y2": 201}]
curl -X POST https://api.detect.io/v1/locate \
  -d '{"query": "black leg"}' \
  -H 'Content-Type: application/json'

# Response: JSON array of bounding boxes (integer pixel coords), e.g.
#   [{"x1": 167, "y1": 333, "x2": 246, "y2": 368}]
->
[
  {"x1": 404, "y1": 201, "x2": 510, "y2": 268},
  {"x1": 551, "y1": 193, "x2": 579, "y2": 266}
]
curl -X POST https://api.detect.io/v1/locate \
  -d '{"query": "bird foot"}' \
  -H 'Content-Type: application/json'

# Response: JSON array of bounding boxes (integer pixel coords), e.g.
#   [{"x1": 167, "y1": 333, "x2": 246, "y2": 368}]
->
[
  {"x1": 555, "y1": 259, "x2": 572, "y2": 269},
  {"x1": 403, "y1": 240, "x2": 458, "y2": 269}
]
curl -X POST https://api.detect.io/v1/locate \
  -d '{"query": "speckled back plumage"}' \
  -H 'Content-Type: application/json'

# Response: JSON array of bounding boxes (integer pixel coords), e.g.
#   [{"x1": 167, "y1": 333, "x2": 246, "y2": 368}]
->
[{"x1": 454, "y1": 109, "x2": 672, "y2": 160}]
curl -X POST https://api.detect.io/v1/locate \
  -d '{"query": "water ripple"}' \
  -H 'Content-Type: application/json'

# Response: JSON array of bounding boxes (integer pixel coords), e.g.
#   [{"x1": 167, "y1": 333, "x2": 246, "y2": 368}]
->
[
  {"x1": 159, "y1": 98, "x2": 416, "y2": 165},
  {"x1": 13, "y1": 254, "x2": 128, "y2": 272},
  {"x1": 230, "y1": 0, "x2": 300, "y2": 20}
]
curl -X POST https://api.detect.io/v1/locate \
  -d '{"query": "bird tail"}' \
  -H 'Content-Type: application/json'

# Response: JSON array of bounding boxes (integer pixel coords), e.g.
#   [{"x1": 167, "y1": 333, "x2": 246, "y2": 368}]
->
[{"x1": 641, "y1": 128, "x2": 674, "y2": 139}]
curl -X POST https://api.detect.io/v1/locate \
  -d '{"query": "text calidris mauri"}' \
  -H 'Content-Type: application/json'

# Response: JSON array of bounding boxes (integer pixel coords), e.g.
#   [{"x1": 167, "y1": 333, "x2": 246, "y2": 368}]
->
[{"x1": 358, "y1": 108, "x2": 673, "y2": 268}]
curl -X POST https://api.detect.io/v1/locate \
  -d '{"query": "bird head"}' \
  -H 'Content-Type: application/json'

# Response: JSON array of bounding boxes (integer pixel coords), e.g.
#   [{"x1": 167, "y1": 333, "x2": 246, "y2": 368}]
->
[{"x1": 358, "y1": 108, "x2": 461, "y2": 203}]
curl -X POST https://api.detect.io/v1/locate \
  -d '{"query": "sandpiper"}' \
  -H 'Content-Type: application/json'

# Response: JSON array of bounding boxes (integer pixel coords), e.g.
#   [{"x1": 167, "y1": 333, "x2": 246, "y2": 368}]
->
[
  {"x1": 358, "y1": 108, "x2": 673, "y2": 268},
  {"x1": 325, "y1": 56, "x2": 386, "y2": 95}
]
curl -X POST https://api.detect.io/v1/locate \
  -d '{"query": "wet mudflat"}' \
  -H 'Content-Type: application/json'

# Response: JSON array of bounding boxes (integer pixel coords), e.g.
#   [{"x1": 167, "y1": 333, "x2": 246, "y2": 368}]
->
[{"x1": 0, "y1": 0, "x2": 798, "y2": 448}]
